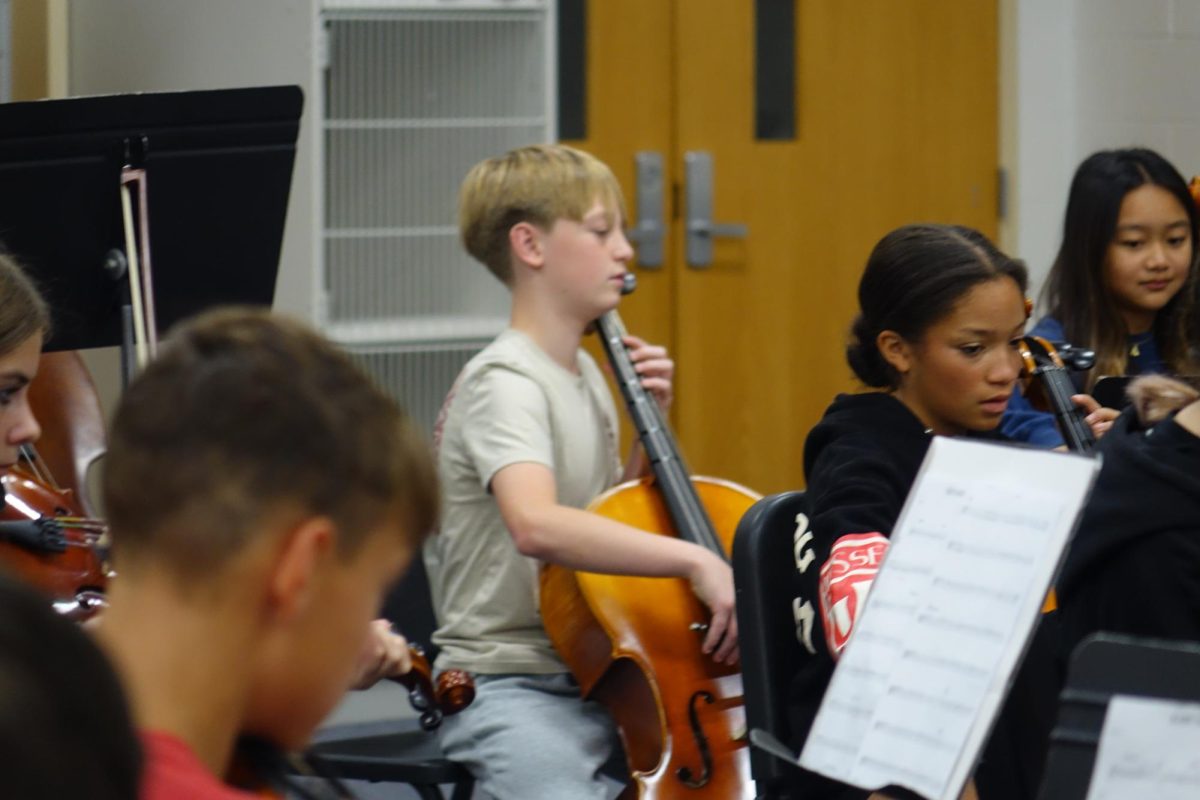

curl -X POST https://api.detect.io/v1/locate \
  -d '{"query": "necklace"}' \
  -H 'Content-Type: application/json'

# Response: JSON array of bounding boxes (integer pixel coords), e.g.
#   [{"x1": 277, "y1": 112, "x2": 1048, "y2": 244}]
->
[{"x1": 1129, "y1": 331, "x2": 1154, "y2": 358}]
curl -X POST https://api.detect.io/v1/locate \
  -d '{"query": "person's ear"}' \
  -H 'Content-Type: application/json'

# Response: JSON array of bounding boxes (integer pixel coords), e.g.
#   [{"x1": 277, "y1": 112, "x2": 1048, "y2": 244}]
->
[
  {"x1": 508, "y1": 221, "x2": 545, "y2": 269},
  {"x1": 265, "y1": 516, "x2": 337, "y2": 624},
  {"x1": 876, "y1": 329, "x2": 915, "y2": 376}
]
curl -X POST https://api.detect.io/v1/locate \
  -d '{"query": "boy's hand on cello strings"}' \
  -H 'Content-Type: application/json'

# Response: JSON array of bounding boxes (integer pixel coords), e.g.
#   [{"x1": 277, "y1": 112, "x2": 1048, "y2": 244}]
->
[
  {"x1": 619, "y1": 331, "x2": 738, "y2": 665},
  {"x1": 688, "y1": 555, "x2": 739, "y2": 665}
]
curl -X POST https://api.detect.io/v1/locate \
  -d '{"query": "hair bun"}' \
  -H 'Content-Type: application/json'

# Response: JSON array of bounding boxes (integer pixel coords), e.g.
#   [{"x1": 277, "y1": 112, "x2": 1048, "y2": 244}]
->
[{"x1": 846, "y1": 314, "x2": 892, "y2": 388}]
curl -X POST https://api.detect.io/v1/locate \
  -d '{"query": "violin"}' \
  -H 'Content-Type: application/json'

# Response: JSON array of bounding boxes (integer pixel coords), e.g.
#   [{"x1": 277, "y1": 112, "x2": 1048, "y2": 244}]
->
[
  {"x1": 1017, "y1": 335, "x2": 1097, "y2": 453},
  {"x1": 541, "y1": 296, "x2": 759, "y2": 798},
  {"x1": 228, "y1": 644, "x2": 475, "y2": 797},
  {"x1": 0, "y1": 350, "x2": 111, "y2": 619},
  {"x1": 0, "y1": 453, "x2": 108, "y2": 621}
]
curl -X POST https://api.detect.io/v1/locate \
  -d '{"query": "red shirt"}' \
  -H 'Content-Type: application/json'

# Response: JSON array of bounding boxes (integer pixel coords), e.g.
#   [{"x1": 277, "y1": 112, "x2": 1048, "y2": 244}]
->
[{"x1": 140, "y1": 731, "x2": 262, "y2": 800}]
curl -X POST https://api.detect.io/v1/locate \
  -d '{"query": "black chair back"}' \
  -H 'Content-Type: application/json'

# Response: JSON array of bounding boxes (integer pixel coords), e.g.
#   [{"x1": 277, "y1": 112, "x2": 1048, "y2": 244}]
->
[
  {"x1": 1037, "y1": 633, "x2": 1200, "y2": 800},
  {"x1": 733, "y1": 490, "x2": 808, "y2": 799}
]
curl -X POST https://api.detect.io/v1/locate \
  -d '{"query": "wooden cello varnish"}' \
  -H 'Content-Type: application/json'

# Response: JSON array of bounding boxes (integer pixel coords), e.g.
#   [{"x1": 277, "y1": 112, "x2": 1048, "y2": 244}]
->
[{"x1": 540, "y1": 309, "x2": 759, "y2": 799}]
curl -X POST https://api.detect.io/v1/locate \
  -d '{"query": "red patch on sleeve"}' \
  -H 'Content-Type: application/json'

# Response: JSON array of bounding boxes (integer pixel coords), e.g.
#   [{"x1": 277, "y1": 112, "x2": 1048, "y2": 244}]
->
[{"x1": 818, "y1": 532, "x2": 889, "y2": 655}]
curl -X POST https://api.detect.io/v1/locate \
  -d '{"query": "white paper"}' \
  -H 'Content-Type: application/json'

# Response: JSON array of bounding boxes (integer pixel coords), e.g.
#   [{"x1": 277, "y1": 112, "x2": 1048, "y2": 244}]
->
[
  {"x1": 1086, "y1": 695, "x2": 1200, "y2": 800},
  {"x1": 797, "y1": 437, "x2": 1098, "y2": 799}
]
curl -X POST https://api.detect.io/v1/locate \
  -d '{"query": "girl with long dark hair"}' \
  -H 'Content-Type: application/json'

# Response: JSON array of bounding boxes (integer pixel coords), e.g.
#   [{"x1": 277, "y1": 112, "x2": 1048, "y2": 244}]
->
[{"x1": 1002, "y1": 148, "x2": 1199, "y2": 446}]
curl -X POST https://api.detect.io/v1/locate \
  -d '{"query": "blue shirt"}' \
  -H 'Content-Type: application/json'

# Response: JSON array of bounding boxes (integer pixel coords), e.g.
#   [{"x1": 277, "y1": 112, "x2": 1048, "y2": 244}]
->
[{"x1": 1000, "y1": 316, "x2": 1166, "y2": 446}]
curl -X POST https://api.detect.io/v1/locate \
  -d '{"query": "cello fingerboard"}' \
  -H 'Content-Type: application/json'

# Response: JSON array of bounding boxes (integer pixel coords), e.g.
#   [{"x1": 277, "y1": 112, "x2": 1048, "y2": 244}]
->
[{"x1": 595, "y1": 312, "x2": 728, "y2": 558}]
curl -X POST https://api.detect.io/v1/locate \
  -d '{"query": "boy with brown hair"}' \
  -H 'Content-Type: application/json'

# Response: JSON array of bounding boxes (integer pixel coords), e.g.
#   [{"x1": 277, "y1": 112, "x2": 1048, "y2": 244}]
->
[
  {"x1": 426, "y1": 144, "x2": 738, "y2": 798},
  {"x1": 94, "y1": 308, "x2": 437, "y2": 799}
]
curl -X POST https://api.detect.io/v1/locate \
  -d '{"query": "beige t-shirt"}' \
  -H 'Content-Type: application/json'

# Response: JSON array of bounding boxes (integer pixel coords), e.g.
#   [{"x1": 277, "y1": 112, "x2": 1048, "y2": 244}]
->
[{"x1": 426, "y1": 329, "x2": 622, "y2": 675}]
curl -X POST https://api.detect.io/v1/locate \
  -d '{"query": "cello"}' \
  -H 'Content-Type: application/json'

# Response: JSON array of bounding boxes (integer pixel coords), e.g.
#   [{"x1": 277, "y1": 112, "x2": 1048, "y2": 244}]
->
[{"x1": 540, "y1": 305, "x2": 760, "y2": 798}]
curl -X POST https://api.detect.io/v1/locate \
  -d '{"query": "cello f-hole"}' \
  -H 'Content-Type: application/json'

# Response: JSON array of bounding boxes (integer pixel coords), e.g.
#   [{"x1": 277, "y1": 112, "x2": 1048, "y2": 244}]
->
[{"x1": 675, "y1": 690, "x2": 716, "y2": 789}]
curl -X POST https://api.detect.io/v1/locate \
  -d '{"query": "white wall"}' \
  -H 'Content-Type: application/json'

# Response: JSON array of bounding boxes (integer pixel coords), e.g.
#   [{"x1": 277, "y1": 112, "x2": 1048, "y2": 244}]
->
[
  {"x1": 68, "y1": 0, "x2": 320, "y2": 321},
  {"x1": 1006, "y1": 0, "x2": 1200, "y2": 302}
]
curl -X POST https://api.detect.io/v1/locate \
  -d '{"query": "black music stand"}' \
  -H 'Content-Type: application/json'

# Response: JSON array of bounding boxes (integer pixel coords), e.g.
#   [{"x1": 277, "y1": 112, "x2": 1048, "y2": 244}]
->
[
  {"x1": 1037, "y1": 633, "x2": 1200, "y2": 800},
  {"x1": 0, "y1": 86, "x2": 303, "y2": 359}
]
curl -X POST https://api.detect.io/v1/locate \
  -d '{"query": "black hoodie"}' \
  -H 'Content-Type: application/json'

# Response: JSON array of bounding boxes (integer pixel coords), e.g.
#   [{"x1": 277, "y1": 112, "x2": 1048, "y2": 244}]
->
[
  {"x1": 784, "y1": 393, "x2": 933, "y2": 800},
  {"x1": 786, "y1": 393, "x2": 1042, "y2": 800},
  {"x1": 1056, "y1": 407, "x2": 1200, "y2": 656}
]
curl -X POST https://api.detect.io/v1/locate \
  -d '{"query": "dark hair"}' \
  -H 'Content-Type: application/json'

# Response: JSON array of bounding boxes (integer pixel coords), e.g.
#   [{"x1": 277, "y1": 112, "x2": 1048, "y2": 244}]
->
[
  {"x1": 848, "y1": 224, "x2": 1029, "y2": 388},
  {"x1": 0, "y1": 574, "x2": 140, "y2": 799},
  {"x1": 1043, "y1": 148, "x2": 1199, "y2": 386},
  {"x1": 103, "y1": 308, "x2": 439, "y2": 580},
  {"x1": 0, "y1": 251, "x2": 50, "y2": 355}
]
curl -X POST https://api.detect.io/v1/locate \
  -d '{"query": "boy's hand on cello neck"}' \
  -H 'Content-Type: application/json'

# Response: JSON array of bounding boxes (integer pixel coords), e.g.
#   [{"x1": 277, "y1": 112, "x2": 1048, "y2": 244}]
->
[
  {"x1": 623, "y1": 334, "x2": 674, "y2": 412},
  {"x1": 618, "y1": 333, "x2": 674, "y2": 481}
]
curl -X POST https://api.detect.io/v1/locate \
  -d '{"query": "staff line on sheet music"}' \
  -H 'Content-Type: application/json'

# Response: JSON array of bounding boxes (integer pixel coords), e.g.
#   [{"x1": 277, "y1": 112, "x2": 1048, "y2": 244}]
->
[
  {"x1": 957, "y1": 505, "x2": 1051, "y2": 532},
  {"x1": 825, "y1": 698, "x2": 873, "y2": 720},
  {"x1": 871, "y1": 720, "x2": 958, "y2": 753},
  {"x1": 931, "y1": 576, "x2": 1021, "y2": 604},
  {"x1": 853, "y1": 630, "x2": 905, "y2": 649},
  {"x1": 900, "y1": 650, "x2": 990, "y2": 678},
  {"x1": 944, "y1": 539, "x2": 1034, "y2": 565},
  {"x1": 881, "y1": 561, "x2": 933, "y2": 576},
  {"x1": 840, "y1": 664, "x2": 890, "y2": 683},
  {"x1": 886, "y1": 685, "x2": 975, "y2": 715},
  {"x1": 916, "y1": 613, "x2": 1006, "y2": 641},
  {"x1": 807, "y1": 732, "x2": 860, "y2": 756},
  {"x1": 867, "y1": 599, "x2": 919, "y2": 615}
]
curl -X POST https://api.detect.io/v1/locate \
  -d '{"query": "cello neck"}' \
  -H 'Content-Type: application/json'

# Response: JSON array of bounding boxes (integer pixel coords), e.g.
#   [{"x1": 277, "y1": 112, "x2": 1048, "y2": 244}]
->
[{"x1": 595, "y1": 311, "x2": 726, "y2": 558}]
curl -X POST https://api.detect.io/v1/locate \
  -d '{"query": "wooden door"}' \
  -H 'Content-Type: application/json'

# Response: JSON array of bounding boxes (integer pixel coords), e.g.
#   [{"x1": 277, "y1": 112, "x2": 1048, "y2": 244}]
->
[{"x1": 570, "y1": 0, "x2": 998, "y2": 494}]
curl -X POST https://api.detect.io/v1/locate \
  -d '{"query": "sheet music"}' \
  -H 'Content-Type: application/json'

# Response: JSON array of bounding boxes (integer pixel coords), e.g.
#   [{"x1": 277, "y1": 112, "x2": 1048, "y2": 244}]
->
[
  {"x1": 1086, "y1": 695, "x2": 1200, "y2": 800},
  {"x1": 798, "y1": 437, "x2": 1098, "y2": 799}
]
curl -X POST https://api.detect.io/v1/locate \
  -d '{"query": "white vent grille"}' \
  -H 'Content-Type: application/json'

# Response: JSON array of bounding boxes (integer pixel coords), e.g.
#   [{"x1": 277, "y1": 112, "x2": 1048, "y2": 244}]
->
[
  {"x1": 348, "y1": 342, "x2": 484, "y2": 434},
  {"x1": 320, "y1": 6, "x2": 551, "y2": 418}
]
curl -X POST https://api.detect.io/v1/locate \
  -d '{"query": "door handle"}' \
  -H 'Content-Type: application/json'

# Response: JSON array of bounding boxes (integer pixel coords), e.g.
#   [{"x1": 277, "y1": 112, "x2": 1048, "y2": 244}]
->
[
  {"x1": 626, "y1": 151, "x2": 665, "y2": 268},
  {"x1": 683, "y1": 150, "x2": 747, "y2": 268}
]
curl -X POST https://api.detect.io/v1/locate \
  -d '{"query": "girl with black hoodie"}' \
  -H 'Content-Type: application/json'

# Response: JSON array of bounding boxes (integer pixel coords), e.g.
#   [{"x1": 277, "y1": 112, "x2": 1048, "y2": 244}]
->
[{"x1": 784, "y1": 224, "x2": 1112, "y2": 800}]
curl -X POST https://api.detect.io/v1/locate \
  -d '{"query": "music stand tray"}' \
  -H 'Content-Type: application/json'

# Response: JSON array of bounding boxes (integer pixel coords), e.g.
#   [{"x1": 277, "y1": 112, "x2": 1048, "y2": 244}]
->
[{"x1": 0, "y1": 85, "x2": 303, "y2": 352}]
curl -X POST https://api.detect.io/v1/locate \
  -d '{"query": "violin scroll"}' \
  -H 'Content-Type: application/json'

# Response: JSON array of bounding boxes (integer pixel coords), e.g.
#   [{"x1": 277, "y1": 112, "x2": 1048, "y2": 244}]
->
[
  {"x1": 391, "y1": 644, "x2": 475, "y2": 730},
  {"x1": 1017, "y1": 335, "x2": 1097, "y2": 453}
]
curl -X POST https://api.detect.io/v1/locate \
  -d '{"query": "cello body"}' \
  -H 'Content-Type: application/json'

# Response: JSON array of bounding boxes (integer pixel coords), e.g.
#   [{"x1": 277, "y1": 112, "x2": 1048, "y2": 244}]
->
[
  {"x1": 540, "y1": 307, "x2": 759, "y2": 798},
  {"x1": 541, "y1": 476, "x2": 758, "y2": 798}
]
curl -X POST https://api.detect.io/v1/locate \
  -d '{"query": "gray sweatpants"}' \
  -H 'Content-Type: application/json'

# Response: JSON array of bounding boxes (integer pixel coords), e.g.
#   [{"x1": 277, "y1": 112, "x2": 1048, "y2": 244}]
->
[{"x1": 436, "y1": 672, "x2": 626, "y2": 800}]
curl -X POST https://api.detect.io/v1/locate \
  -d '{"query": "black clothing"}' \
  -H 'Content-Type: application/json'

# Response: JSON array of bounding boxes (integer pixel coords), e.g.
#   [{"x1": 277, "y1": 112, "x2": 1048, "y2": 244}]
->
[
  {"x1": 786, "y1": 393, "x2": 933, "y2": 800},
  {"x1": 1057, "y1": 408, "x2": 1200, "y2": 655},
  {"x1": 802, "y1": 392, "x2": 933, "y2": 566},
  {"x1": 785, "y1": 393, "x2": 1048, "y2": 800}
]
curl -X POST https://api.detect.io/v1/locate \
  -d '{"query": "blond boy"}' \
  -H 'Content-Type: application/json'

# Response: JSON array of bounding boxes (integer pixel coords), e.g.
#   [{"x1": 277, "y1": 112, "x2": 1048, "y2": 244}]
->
[{"x1": 426, "y1": 144, "x2": 737, "y2": 799}]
